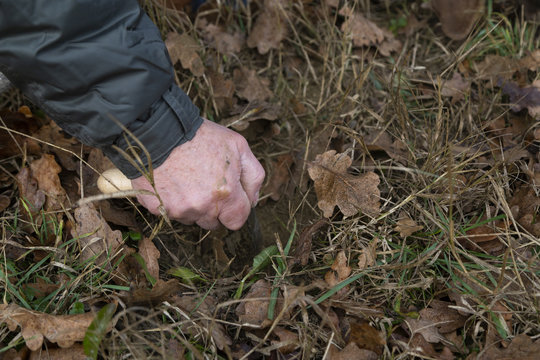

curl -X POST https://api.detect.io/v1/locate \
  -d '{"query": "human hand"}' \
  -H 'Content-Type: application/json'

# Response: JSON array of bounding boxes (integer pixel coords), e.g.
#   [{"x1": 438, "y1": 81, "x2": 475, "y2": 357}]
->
[{"x1": 130, "y1": 119, "x2": 265, "y2": 230}]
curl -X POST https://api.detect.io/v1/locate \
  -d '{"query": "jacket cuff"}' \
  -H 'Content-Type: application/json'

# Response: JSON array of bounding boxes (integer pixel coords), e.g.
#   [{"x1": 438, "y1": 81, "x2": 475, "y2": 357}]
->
[{"x1": 102, "y1": 84, "x2": 203, "y2": 179}]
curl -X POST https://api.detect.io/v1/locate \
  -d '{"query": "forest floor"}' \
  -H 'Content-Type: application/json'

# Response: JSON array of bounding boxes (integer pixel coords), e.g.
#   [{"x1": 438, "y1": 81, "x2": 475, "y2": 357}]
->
[{"x1": 1, "y1": 1, "x2": 540, "y2": 359}]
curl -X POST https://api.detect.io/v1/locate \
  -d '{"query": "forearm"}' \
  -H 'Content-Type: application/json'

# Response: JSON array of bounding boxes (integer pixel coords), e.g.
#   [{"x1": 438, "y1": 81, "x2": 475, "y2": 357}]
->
[{"x1": 0, "y1": 0, "x2": 202, "y2": 178}]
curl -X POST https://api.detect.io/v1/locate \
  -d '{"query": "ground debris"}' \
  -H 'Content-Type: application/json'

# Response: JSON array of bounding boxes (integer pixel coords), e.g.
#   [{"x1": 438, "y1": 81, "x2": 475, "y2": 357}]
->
[{"x1": 308, "y1": 150, "x2": 380, "y2": 217}]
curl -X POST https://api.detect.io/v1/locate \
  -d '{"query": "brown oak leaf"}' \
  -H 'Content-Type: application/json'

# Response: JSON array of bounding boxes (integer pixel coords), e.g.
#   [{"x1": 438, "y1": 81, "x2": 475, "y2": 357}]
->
[
  {"x1": 339, "y1": 7, "x2": 401, "y2": 56},
  {"x1": 29, "y1": 154, "x2": 68, "y2": 212},
  {"x1": 247, "y1": 0, "x2": 288, "y2": 54},
  {"x1": 233, "y1": 67, "x2": 273, "y2": 102},
  {"x1": 0, "y1": 303, "x2": 97, "y2": 351},
  {"x1": 236, "y1": 279, "x2": 274, "y2": 327},
  {"x1": 479, "y1": 334, "x2": 540, "y2": 360},
  {"x1": 71, "y1": 203, "x2": 124, "y2": 266},
  {"x1": 308, "y1": 150, "x2": 380, "y2": 217},
  {"x1": 165, "y1": 32, "x2": 204, "y2": 77},
  {"x1": 199, "y1": 20, "x2": 245, "y2": 55},
  {"x1": 394, "y1": 213, "x2": 423, "y2": 238},
  {"x1": 138, "y1": 237, "x2": 160, "y2": 281}
]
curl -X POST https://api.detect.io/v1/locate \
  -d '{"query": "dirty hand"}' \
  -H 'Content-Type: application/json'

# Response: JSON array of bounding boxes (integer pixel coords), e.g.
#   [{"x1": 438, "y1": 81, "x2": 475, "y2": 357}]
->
[{"x1": 131, "y1": 119, "x2": 265, "y2": 230}]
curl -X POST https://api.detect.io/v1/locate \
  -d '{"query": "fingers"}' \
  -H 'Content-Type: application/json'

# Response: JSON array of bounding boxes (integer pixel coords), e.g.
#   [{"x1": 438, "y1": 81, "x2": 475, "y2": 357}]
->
[
  {"x1": 218, "y1": 188, "x2": 252, "y2": 230},
  {"x1": 239, "y1": 147, "x2": 265, "y2": 206}
]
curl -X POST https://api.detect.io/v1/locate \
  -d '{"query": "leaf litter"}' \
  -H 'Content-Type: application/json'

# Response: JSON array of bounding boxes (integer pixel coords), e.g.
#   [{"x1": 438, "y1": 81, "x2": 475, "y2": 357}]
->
[{"x1": 2, "y1": 1, "x2": 540, "y2": 358}]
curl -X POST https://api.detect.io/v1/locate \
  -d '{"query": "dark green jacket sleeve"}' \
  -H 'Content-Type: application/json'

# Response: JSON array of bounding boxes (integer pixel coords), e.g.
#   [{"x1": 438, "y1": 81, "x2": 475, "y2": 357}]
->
[{"x1": 0, "y1": 1, "x2": 203, "y2": 178}]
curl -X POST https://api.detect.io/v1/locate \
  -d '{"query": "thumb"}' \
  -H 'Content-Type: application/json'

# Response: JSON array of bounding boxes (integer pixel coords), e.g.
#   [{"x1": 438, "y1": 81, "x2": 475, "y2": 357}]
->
[{"x1": 239, "y1": 150, "x2": 265, "y2": 206}]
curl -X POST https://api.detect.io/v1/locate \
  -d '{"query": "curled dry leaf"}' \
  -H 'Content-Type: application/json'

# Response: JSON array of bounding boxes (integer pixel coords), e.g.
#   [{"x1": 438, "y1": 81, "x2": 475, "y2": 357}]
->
[
  {"x1": 500, "y1": 79, "x2": 540, "y2": 119},
  {"x1": 71, "y1": 203, "x2": 124, "y2": 266},
  {"x1": 232, "y1": 67, "x2": 273, "y2": 102},
  {"x1": 33, "y1": 120, "x2": 81, "y2": 172},
  {"x1": 361, "y1": 130, "x2": 409, "y2": 163},
  {"x1": 138, "y1": 237, "x2": 160, "y2": 281},
  {"x1": 479, "y1": 334, "x2": 540, "y2": 360},
  {"x1": 339, "y1": 7, "x2": 401, "y2": 56},
  {"x1": 0, "y1": 194, "x2": 10, "y2": 212},
  {"x1": 126, "y1": 279, "x2": 180, "y2": 306},
  {"x1": 0, "y1": 110, "x2": 41, "y2": 158},
  {"x1": 291, "y1": 219, "x2": 326, "y2": 267},
  {"x1": 247, "y1": 0, "x2": 288, "y2": 54},
  {"x1": 208, "y1": 70, "x2": 236, "y2": 112},
  {"x1": 431, "y1": 0, "x2": 484, "y2": 40},
  {"x1": 358, "y1": 237, "x2": 378, "y2": 270},
  {"x1": 29, "y1": 154, "x2": 68, "y2": 211},
  {"x1": 308, "y1": 150, "x2": 381, "y2": 218},
  {"x1": 509, "y1": 185, "x2": 540, "y2": 237},
  {"x1": 324, "y1": 250, "x2": 351, "y2": 298},
  {"x1": 328, "y1": 342, "x2": 378, "y2": 360},
  {"x1": 474, "y1": 54, "x2": 520, "y2": 82},
  {"x1": 22, "y1": 278, "x2": 60, "y2": 298},
  {"x1": 0, "y1": 303, "x2": 97, "y2": 351},
  {"x1": 165, "y1": 32, "x2": 204, "y2": 77},
  {"x1": 272, "y1": 326, "x2": 299, "y2": 354},
  {"x1": 236, "y1": 279, "x2": 273, "y2": 327},
  {"x1": 348, "y1": 321, "x2": 385, "y2": 355},
  {"x1": 199, "y1": 20, "x2": 245, "y2": 55},
  {"x1": 441, "y1": 72, "x2": 469, "y2": 102},
  {"x1": 394, "y1": 213, "x2": 423, "y2": 238},
  {"x1": 222, "y1": 100, "x2": 280, "y2": 131},
  {"x1": 173, "y1": 294, "x2": 232, "y2": 350}
]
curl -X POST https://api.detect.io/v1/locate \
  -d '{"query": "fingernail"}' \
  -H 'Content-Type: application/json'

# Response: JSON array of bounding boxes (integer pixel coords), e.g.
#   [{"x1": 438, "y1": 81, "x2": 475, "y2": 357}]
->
[{"x1": 252, "y1": 191, "x2": 260, "y2": 207}]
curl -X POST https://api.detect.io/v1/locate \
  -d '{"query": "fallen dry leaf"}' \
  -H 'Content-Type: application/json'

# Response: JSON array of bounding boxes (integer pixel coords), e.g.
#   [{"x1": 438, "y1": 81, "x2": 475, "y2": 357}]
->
[
  {"x1": 173, "y1": 294, "x2": 232, "y2": 351},
  {"x1": 29, "y1": 344, "x2": 86, "y2": 360},
  {"x1": 0, "y1": 194, "x2": 10, "y2": 211},
  {"x1": 0, "y1": 303, "x2": 97, "y2": 351},
  {"x1": 419, "y1": 300, "x2": 468, "y2": 334},
  {"x1": 236, "y1": 279, "x2": 273, "y2": 327},
  {"x1": 361, "y1": 130, "x2": 409, "y2": 163},
  {"x1": 441, "y1": 72, "x2": 469, "y2": 102},
  {"x1": 339, "y1": 7, "x2": 401, "y2": 56},
  {"x1": 71, "y1": 203, "x2": 124, "y2": 266},
  {"x1": 233, "y1": 67, "x2": 273, "y2": 102},
  {"x1": 126, "y1": 279, "x2": 180, "y2": 306},
  {"x1": 474, "y1": 54, "x2": 521, "y2": 82},
  {"x1": 348, "y1": 321, "x2": 385, "y2": 355},
  {"x1": 208, "y1": 70, "x2": 236, "y2": 112},
  {"x1": 308, "y1": 150, "x2": 381, "y2": 218},
  {"x1": 138, "y1": 237, "x2": 160, "y2": 281},
  {"x1": 222, "y1": 100, "x2": 280, "y2": 131},
  {"x1": 509, "y1": 185, "x2": 540, "y2": 237},
  {"x1": 199, "y1": 20, "x2": 245, "y2": 55},
  {"x1": 500, "y1": 79, "x2": 540, "y2": 119},
  {"x1": 358, "y1": 237, "x2": 378, "y2": 270},
  {"x1": 291, "y1": 219, "x2": 326, "y2": 267},
  {"x1": 328, "y1": 342, "x2": 378, "y2": 360},
  {"x1": 272, "y1": 326, "x2": 299, "y2": 354},
  {"x1": 23, "y1": 278, "x2": 60, "y2": 298},
  {"x1": 431, "y1": 0, "x2": 484, "y2": 40},
  {"x1": 520, "y1": 49, "x2": 540, "y2": 71},
  {"x1": 29, "y1": 154, "x2": 68, "y2": 211},
  {"x1": 247, "y1": 0, "x2": 288, "y2": 54},
  {"x1": 479, "y1": 333, "x2": 540, "y2": 360},
  {"x1": 262, "y1": 153, "x2": 294, "y2": 201},
  {"x1": 394, "y1": 213, "x2": 423, "y2": 238},
  {"x1": 33, "y1": 120, "x2": 82, "y2": 172},
  {"x1": 324, "y1": 250, "x2": 352, "y2": 298},
  {"x1": 165, "y1": 32, "x2": 204, "y2": 77},
  {"x1": 0, "y1": 110, "x2": 41, "y2": 158}
]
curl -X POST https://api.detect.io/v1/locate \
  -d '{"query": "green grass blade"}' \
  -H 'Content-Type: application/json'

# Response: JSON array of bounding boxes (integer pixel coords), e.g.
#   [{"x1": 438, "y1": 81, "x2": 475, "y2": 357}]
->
[{"x1": 84, "y1": 303, "x2": 117, "y2": 360}]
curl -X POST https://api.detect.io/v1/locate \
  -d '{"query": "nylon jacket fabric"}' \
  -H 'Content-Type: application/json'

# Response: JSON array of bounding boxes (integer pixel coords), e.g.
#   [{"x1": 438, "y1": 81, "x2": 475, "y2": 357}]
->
[{"x1": 0, "y1": 0, "x2": 203, "y2": 178}]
